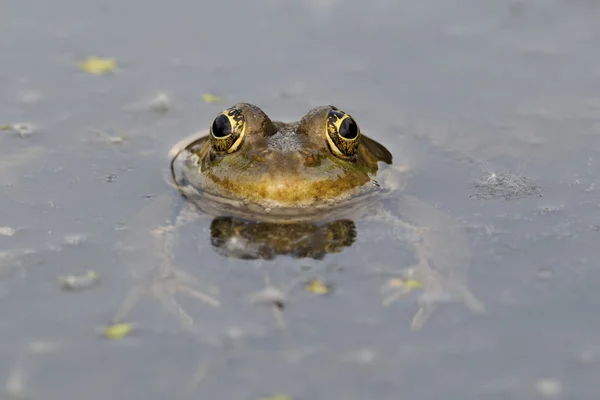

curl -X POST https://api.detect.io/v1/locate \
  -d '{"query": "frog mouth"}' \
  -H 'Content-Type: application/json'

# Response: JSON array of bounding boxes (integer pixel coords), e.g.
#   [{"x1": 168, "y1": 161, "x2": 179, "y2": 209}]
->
[{"x1": 171, "y1": 174, "x2": 381, "y2": 224}]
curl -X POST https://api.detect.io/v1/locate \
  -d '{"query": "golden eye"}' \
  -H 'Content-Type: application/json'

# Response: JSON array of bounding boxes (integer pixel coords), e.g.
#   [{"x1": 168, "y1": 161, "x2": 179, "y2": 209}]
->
[
  {"x1": 325, "y1": 107, "x2": 360, "y2": 159},
  {"x1": 210, "y1": 106, "x2": 246, "y2": 153}
]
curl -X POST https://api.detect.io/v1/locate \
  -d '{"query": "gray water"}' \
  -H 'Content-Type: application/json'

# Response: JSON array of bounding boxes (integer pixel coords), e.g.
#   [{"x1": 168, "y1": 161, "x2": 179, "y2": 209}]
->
[{"x1": 1, "y1": 0, "x2": 600, "y2": 399}]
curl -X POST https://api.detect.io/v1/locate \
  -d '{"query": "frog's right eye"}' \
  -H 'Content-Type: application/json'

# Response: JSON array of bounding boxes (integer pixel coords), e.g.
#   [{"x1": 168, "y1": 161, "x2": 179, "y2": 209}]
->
[
  {"x1": 210, "y1": 106, "x2": 247, "y2": 153},
  {"x1": 324, "y1": 107, "x2": 360, "y2": 160}
]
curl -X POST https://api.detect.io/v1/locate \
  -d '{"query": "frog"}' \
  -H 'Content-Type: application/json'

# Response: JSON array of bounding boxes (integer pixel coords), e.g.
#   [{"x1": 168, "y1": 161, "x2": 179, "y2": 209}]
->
[
  {"x1": 169, "y1": 102, "x2": 394, "y2": 221},
  {"x1": 116, "y1": 103, "x2": 484, "y2": 331}
]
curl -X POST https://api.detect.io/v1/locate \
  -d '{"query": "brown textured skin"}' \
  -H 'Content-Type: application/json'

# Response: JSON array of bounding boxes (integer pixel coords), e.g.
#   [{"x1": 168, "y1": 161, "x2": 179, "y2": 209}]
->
[{"x1": 177, "y1": 103, "x2": 392, "y2": 208}]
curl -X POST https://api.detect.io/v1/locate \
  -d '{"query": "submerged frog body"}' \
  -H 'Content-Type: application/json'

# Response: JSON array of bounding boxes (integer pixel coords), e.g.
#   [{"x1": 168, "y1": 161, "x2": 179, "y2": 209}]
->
[{"x1": 121, "y1": 103, "x2": 484, "y2": 331}]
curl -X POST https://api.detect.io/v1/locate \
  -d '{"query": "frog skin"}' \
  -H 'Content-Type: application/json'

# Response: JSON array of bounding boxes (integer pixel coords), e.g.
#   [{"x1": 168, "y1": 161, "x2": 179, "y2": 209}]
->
[{"x1": 170, "y1": 102, "x2": 393, "y2": 222}]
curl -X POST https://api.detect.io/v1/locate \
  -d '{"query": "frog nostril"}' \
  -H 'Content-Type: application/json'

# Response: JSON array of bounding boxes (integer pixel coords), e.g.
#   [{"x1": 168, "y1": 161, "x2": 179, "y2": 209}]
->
[
  {"x1": 254, "y1": 149, "x2": 272, "y2": 161},
  {"x1": 298, "y1": 150, "x2": 321, "y2": 167}
]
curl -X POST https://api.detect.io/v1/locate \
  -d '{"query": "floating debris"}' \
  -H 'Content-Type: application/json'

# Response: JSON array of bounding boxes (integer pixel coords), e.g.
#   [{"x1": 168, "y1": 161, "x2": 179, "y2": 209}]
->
[
  {"x1": 59, "y1": 270, "x2": 100, "y2": 291},
  {"x1": 387, "y1": 278, "x2": 423, "y2": 289},
  {"x1": 103, "y1": 323, "x2": 134, "y2": 340},
  {"x1": 304, "y1": 278, "x2": 332, "y2": 295},
  {"x1": 1, "y1": 123, "x2": 36, "y2": 137},
  {"x1": 148, "y1": 92, "x2": 171, "y2": 113},
  {"x1": 473, "y1": 167, "x2": 542, "y2": 200},
  {"x1": 122, "y1": 92, "x2": 172, "y2": 113},
  {"x1": 86, "y1": 128, "x2": 128, "y2": 146},
  {"x1": 63, "y1": 234, "x2": 86, "y2": 246},
  {"x1": 202, "y1": 93, "x2": 225, "y2": 104},
  {"x1": 103, "y1": 135, "x2": 126, "y2": 146},
  {"x1": 535, "y1": 378, "x2": 562, "y2": 398},
  {"x1": 250, "y1": 286, "x2": 286, "y2": 310},
  {"x1": 0, "y1": 227, "x2": 16, "y2": 237},
  {"x1": 79, "y1": 56, "x2": 117, "y2": 75},
  {"x1": 257, "y1": 394, "x2": 292, "y2": 400},
  {"x1": 381, "y1": 276, "x2": 425, "y2": 307}
]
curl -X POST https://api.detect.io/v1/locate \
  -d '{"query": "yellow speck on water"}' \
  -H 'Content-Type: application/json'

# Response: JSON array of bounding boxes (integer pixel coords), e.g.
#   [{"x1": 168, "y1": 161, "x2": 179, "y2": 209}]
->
[
  {"x1": 1, "y1": 122, "x2": 36, "y2": 136},
  {"x1": 305, "y1": 278, "x2": 331, "y2": 295},
  {"x1": 79, "y1": 56, "x2": 117, "y2": 75},
  {"x1": 202, "y1": 93, "x2": 225, "y2": 104},
  {"x1": 258, "y1": 395, "x2": 292, "y2": 400},
  {"x1": 103, "y1": 323, "x2": 133, "y2": 340},
  {"x1": 388, "y1": 278, "x2": 423, "y2": 289}
]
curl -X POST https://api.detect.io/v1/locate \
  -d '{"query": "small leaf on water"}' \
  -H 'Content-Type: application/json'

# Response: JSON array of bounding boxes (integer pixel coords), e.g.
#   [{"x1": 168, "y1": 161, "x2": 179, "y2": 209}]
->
[
  {"x1": 103, "y1": 323, "x2": 134, "y2": 340},
  {"x1": 257, "y1": 394, "x2": 293, "y2": 400},
  {"x1": 79, "y1": 56, "x2": 117, "y2": 75},
  {"x1": 305, "y1": 278, "x2": 332, "y2": 295},
  {"x1": 202, "y1": 93, "x2": 225, "y2": 104},
  {"x1": 388, "y1": 278, "x2": 422, "y2": 289}
]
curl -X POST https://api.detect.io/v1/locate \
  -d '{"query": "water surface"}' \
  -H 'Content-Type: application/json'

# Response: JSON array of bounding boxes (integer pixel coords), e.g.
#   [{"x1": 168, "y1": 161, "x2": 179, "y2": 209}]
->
[{"x1": 1, "y1": 0, "x2": 600, "y2": 399}]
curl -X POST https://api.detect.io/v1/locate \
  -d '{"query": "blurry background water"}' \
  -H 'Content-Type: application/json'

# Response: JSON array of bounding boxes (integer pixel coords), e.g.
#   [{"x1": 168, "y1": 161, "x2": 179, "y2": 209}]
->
[{"x1": 1, "y1": 0, "x2": 599, "y2": 399}]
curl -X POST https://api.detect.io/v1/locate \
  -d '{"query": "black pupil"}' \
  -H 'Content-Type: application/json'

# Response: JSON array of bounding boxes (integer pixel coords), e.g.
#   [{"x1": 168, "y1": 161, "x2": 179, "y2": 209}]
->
[
  {"x1": 212, "y1": 114, "x2": 232, "y2": 138},
  {"x1": 339, "y1": 117, "x2": 358, "y2": 139}
]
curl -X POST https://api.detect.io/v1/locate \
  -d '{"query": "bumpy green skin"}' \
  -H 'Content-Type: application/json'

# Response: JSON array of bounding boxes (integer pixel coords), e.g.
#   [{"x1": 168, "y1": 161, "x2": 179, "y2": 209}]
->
[{"x1": 175, "y1": 103, "x2": 393, "y2": 208}]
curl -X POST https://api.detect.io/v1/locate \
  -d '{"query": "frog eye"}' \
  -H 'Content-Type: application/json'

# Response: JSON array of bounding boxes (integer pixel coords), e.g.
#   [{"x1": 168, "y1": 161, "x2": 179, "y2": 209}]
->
[
  {"x1": 325, "y1": 107, "x2": 360, "y2": 159},
  {"x1": 210, "y1": 106, "x2": 247, "y2": 153}
]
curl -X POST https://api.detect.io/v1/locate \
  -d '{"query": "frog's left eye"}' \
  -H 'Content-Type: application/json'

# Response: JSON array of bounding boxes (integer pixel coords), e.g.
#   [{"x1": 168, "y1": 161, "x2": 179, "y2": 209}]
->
[
  {"x1": 325, "y1": 107, "x2": 360, "y2": 159},
  {"x1": 210, "y1": 106, "x2": 247, "y2": 153}
]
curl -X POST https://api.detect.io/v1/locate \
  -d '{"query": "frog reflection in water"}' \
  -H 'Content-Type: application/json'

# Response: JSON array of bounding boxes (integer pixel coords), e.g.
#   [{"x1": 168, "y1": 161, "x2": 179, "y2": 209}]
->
[
  {"x1": 209, "y1": 217, "x2": 357, "y2": 260},
  {"x1": 120, "y1": 103, "x2": 484, "y2": 330}
]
